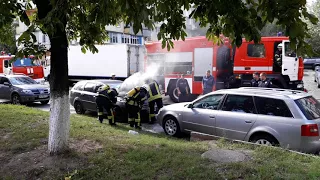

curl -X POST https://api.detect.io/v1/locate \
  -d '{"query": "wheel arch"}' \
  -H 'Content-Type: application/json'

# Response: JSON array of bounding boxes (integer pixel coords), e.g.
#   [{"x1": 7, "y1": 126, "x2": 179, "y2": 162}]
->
[
  {"x1": 162, "y1": 112, "x2": 181, "y2": 128},
  {"x1": 245, "y1": 127, "x2": 281, "y2": 145}
]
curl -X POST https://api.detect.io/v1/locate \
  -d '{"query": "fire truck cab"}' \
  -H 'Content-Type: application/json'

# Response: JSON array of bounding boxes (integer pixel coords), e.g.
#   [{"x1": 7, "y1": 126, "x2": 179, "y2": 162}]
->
[
  {"x1": 230, "y1": 37, "x2": 304, "y2": 90},
  {"x1": 0, "y1": 53, "x2": 45, "y2": 84},
  {"x1": 145, "y1": 36, "x2": 304, "y2": 102}
]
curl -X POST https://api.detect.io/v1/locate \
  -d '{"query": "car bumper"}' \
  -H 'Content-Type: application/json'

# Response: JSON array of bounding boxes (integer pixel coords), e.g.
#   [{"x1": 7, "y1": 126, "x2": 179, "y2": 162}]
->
[
  {"x1": 297, "y1": 137, "x2": 320, "y2": 154},
  {"x1": 20, "y1": 94, "x2": 50, "y2": 103}
]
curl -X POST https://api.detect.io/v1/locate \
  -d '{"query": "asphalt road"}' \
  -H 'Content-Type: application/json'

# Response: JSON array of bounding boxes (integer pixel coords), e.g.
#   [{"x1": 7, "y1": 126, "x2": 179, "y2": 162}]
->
[{"x1": 303, "y1": 69, "x2": 320, "y2": 100}]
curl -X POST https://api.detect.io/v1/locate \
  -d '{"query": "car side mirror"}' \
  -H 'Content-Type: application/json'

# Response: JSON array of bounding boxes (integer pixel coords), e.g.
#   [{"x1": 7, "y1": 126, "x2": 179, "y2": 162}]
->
[
  {"x1": 188, "y1": 103, "x2": 194, "y2": 108},
  {"x1": 3, "y1": 82, "x2": 11, "y2": 86}
]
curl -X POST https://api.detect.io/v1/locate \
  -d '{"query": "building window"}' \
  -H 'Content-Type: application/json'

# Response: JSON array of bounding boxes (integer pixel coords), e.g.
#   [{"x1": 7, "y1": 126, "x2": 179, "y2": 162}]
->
[
  {"x1": 42, "y1": 34, "x2": 46, "y2": 43},
  {"x1": 109, "y1": 32, "x2": 118, "y2": 43},
  {"x1": 247, "y1": 44, "x2": 266, "y2": 58}
]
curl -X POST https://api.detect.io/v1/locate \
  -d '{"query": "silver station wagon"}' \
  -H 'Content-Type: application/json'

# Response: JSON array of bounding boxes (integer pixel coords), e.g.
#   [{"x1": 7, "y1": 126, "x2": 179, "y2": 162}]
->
[{"x1": 157, "y1": 87, "x2": 320, "y2": 153}]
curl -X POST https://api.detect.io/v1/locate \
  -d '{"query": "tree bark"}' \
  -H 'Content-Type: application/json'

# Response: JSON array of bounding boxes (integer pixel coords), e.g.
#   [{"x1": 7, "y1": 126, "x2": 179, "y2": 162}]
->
[{"x1": 35, "y1": 0, "x2": 70, "y2": 155}]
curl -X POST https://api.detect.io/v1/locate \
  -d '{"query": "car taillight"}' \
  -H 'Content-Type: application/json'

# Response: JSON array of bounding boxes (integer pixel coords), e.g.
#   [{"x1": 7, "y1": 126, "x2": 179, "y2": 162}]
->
[
  {"x1": 301, "y1": 124, "x2": 319, "y2": 136},
  {"x1": 304, "y1": 88, "x2": 308, "y2": 92}
]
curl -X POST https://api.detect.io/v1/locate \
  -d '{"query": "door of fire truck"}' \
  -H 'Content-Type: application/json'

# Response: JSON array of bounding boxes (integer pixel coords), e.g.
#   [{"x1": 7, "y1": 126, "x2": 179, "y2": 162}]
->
[
  {"x1": 194, "y1": 48, "x2": 214, "y2": 81},
  {"x1": 3, "y1": 59, "x2": 12, "y2": 75},
  {"x1": 281, "y1": 40, "x2": 298, "y2": 81}
]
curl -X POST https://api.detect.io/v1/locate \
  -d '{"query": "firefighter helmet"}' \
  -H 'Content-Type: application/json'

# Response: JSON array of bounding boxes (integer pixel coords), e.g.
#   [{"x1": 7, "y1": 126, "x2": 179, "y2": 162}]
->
[
  {"x1": 277, "y1": 43, "x2": 283, "y2": 49},
  {"x1": 99, "y1": 84, "x2": 110, "y2": 91}
]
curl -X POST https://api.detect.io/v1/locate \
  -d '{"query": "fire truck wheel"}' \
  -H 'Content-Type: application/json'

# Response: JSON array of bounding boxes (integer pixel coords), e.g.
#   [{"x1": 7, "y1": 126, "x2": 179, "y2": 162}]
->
[
  {"x1": 74, "y1": 101, "x2": 85, "y2": 114},
  {"x1": 11, "y1": 94, "x2": 21, "y2": 105},
  {"x1": 40, "y1": 100, "x2": 49, "y2": 105},
  {"x1": 168, "y1": 88, "x2": 179, "y2": 103}
]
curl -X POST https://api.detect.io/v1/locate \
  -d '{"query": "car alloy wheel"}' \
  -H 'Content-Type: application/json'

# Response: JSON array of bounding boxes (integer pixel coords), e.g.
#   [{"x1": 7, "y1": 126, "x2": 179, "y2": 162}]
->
[
  {"x1": 164, "y1": 119, "x2": 178, "y2": 136},
  {"x1": 255, "y1": 139, "x2": 272, "y2": 146},
  {"x1": 12, "y1": 94, "x2": 21, "y2": 105}
]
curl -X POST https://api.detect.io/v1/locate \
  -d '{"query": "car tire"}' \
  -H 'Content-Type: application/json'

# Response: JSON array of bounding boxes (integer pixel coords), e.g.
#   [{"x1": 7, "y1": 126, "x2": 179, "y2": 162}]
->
[
  {"x1": 74, "y1": 101, "x2": 85, "y2": 114},
  {"x1": 168, "y1": 87, "x2": 179, "y2": 103},
  {"x1": 11, "y1": 94, "x2": 21, "y2": 105},
  {"x1": 163, "y1": 116, "x2": 181, "y2": 137},
  {"x1": 40, "y1": 100, "x2": 49, "y2": 105},
  {"x1": 250, "y1": 134, "x2": 279, "y2": 146}
]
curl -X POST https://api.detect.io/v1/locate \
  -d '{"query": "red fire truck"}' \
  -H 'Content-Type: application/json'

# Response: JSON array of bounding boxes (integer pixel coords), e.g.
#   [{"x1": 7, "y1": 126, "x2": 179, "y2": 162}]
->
[
  {"x1": 145, "y1": 36, "x2": 304, "y2": 102},
  {"x1": 0, "y1": 52, "x2": 45, "y2": 84}
]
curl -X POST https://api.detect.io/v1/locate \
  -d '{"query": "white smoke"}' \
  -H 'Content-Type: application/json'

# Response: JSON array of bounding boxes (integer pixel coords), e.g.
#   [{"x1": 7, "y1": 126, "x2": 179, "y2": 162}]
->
[{"x1": 118, "y1": 63, "x2": 161, "y2": 96}]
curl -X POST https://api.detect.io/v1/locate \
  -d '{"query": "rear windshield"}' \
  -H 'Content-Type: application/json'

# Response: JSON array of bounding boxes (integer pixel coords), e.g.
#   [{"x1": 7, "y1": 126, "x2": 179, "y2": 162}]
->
[{"x1": 295, "y1": 96, "x2": 320, "y2": 120}]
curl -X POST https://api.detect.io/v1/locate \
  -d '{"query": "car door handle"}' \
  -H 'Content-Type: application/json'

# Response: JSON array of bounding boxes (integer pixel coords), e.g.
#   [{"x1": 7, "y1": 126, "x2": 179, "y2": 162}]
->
[
  {"x1": 209, "y1": 116, "x2": 215, "y2": 119},
  {"x1": 245, "y1": 120, "x2": 252, "y2": 123},
  {"x1": 284, "y1": 69, "x2": 288, "y2": 71}
]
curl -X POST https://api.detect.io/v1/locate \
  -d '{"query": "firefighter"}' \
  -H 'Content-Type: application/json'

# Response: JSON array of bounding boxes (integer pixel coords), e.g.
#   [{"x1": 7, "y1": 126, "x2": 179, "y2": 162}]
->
[
  {"x1": 258, "y1": 72, "x2": 273, "y2": 88},
  {"x1": 145, "y1": 79, "x2": 163, "y2": 124},
  {"x1": 95, "y1": 84, "x2": 117, "y2": 125},
  {"x1": 110, "y1": 73, "x2": 116, "y2": 80},
  {"x1": 275, "y1": 43, "x2": 283, "y2": 67},
  {"x1": 176, "y1": 74, "x2": 191, "y2": 102},
  {"x1": 251, "y1": 72, "x2": 260, "y2": 87},
  {"x1": 125, "y1": 86, "x2": 148, "y2": 129}
]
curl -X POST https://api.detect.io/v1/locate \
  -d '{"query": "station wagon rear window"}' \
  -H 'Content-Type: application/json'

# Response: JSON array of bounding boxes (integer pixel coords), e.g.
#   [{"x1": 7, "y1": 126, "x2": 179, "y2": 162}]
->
[{"x1": 295, "y1": 96, "x2": 320, "y2": 120}]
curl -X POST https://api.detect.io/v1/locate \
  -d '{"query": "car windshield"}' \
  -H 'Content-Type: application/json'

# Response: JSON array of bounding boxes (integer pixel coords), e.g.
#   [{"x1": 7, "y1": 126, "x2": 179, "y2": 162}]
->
[
  {"x1": 9, "y1": 77, "x2": 38, "y2": 85},
  {"x1": 295, "y1": 96, "x2": 320, "y2": 120},
  {"x1": 108, "y1": 83, "x2": 122, "y2": 89},
  {"x1": 13, "y1": 58, "x2": 39, "y2": 67}
]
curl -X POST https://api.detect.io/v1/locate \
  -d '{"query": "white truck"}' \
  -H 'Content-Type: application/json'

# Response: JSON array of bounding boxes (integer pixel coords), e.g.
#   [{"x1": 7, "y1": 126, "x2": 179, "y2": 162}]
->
[{"x1": 44, "y1": 44, "x2": 146, "y2": 82}]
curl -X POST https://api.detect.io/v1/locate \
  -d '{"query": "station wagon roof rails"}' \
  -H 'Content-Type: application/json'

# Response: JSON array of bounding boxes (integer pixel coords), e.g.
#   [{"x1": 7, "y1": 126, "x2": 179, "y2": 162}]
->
[{"x1": 238, "y1": 87, "x2": 305, "y2": 94}]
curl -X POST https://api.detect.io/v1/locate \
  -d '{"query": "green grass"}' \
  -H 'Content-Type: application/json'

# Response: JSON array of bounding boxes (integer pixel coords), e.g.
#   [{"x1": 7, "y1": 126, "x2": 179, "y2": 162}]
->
[{"x1": 2, "y1": 104, "x2": 320, "y2": 180}]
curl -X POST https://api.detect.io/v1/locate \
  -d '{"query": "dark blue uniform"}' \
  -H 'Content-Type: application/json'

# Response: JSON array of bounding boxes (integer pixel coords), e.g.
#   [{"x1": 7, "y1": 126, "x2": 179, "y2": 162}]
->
[
  {"x1": 251, "y1": 79, "x2": 260, "y2": 87},
  {"x1": 202, "y1": 75, "x2": 215, "y2": 94},
  {"x1": 258, "y1": 79, "x2": 273, "y2": 88},
  {"x1": 176, "y1": 78, "x2": 190, "y2": 102}
]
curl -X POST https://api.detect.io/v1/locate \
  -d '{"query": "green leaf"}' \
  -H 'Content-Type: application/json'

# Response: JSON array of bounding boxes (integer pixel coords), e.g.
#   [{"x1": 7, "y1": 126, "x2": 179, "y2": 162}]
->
[
  {"x1": 81, "y1": 47, "x2": 86, "y2": 54},
  {"x1": 161, "y1": 40, "x2": 166, "y2": 49}
]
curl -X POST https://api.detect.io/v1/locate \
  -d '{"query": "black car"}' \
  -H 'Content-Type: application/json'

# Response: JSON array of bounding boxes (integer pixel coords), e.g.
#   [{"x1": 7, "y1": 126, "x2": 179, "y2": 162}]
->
[
  {"x1": 303, "y1": 58, "x2": 320, "y2": 70},
  {"x1": 69, "y1": 79, "x2": 130, "y2": 121},
  {"x1": 0, "y1": 74, "x2": 50, "y2": 105}
]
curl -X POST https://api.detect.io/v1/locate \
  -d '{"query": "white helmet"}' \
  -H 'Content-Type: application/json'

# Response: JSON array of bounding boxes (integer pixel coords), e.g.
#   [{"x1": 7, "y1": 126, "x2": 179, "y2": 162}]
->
[
  {"x1": 111, "y1": 73, "x2": 115, "y2": 76},
  {"x1": 277, "y1": 43, "x2": 283, "y2": 49}
]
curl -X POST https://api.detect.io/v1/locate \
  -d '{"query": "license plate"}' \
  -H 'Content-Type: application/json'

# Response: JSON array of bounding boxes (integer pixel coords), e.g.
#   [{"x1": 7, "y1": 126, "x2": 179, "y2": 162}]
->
[{"x1": 39, "y1": 95, "x2": 48, "y2": 99}]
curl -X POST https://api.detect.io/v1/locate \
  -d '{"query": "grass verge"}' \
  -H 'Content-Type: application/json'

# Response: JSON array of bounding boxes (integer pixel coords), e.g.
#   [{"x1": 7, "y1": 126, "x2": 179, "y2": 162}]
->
[{"x1": 1, "y1": 104, "x2": 320, "y2": 180}]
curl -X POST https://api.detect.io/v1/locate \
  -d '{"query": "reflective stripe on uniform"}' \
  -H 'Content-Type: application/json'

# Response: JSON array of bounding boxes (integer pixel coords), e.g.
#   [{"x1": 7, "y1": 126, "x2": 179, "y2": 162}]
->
[
  {"x1": 135, "y1": 112, "x2": 141, "y2": 125},
  {"x1": 149, "y1": 114, "x2": 155, "y2": 118},
  {"x1": 128, "y1": 118, "x2": 134, "y2": 122},
  {"x1": 98, "y1": 112, "x2": 103, "y2": 116},
  {"x1": 148, "y1": 82, "x2": 162, "y2": 102},
  {"x1": 127, "y1": 91, "x2": 141, "y2": 106},
  {"x1": 108, "y1": 108, "x2": 115, "y2": 123}
]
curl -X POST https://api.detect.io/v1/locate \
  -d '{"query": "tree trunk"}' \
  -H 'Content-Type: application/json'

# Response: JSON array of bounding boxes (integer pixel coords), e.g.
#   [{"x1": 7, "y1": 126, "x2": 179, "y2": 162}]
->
[
  {"x1": 34, "y1": 0, "x2": 70, "y2": 155},
  {"x1": 48, "y1": 27, "x2": 70, "y2": 155}
]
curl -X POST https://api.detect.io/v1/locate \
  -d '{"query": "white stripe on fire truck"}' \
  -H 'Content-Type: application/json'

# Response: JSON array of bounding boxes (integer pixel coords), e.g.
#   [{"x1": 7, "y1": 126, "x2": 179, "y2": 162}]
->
[
  {"x1": 212, "y1": 67, "x2": 216, "y2": 71},
  {"x1": 233, "y1": 66, "x2": 272, "y2": 71}
]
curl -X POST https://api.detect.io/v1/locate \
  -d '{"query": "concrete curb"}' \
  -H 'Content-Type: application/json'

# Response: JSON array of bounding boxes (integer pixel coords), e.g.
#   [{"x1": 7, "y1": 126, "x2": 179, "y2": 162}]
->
[{"x1": 190, "y1": 131, "x2": 320, "y2": 158}]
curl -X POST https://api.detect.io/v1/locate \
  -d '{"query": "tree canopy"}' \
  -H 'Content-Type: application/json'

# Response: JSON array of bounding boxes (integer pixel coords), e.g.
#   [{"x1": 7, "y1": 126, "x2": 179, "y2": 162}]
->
[
  {"x1": 0, "y1": 0, "x2": 318, "y2": 56},
  {"x1": 307, "y1": 0, "x2": 320, "y2": 56}
]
